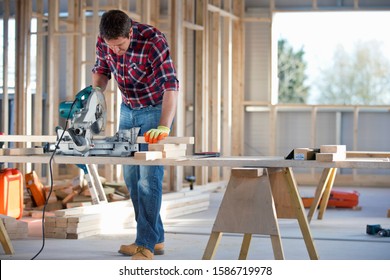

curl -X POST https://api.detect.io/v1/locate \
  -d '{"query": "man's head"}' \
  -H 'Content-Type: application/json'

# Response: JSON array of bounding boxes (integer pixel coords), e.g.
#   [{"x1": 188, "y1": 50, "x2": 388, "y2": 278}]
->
[{"x1": 100, "y1": 10, "x2": 133, "y2": 55}]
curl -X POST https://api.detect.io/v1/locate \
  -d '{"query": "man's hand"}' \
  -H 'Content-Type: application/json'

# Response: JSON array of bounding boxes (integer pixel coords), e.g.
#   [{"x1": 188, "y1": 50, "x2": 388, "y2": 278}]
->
[{"x1": 144, "y1": 125, "x2": 170, "y2": 143}]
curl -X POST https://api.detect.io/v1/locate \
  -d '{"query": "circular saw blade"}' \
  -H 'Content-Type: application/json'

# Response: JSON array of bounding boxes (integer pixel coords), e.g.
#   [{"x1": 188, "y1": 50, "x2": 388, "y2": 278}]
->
[{"x1": 89, "y1": 88, "x2": 107, "y2": 134}]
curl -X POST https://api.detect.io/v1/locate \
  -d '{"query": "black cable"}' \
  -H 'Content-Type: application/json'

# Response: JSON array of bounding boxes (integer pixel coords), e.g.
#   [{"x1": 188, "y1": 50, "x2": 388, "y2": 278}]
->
[{"x1": 31, "y1": 99, "x2": 77, "y2": 260}]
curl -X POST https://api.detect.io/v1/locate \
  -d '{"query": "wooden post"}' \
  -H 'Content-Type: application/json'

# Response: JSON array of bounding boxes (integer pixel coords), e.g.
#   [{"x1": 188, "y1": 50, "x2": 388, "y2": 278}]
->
[
  {"x1": 195, "y1": 0, "x2": 209, "y2": 185},
  {"x1": 231, "y1": 0, "x2": 244, "y2": 156},
  {"x1": 2, "y1": 0, "x2": 10, "y2": 139},
  {"x1": 209, "y1": 8, "x2": 221, "y2": 182}
]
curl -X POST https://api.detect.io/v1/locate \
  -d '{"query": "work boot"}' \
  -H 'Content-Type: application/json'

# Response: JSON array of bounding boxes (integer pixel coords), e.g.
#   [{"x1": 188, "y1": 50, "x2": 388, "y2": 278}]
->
[
  {"x1": 118, "y1": 242, "x2": 164, "y2": 256},
  {"x1": 131, "y1": 247, "x2": 154, "y2": 260}
]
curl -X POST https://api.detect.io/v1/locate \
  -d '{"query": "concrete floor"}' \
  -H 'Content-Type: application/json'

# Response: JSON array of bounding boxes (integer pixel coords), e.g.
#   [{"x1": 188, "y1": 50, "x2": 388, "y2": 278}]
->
[{"x1": 1, "y1": 185, "x2": 389, "y2": 261}]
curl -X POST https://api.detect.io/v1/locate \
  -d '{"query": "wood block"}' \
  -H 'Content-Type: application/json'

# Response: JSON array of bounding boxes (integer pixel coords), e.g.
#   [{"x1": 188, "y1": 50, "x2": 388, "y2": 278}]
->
[
  {"x1": 61, "y1": 190, "x2": 79, "y2": 205},
  {"x1": 294, "y1": 148, "x2": 315, "y2": 160},
  {"x1": 316, "y1": 153, "x2": 346, "y2": 162},
  {"x1": 231, "y1": 168, "x2": 264, "y2": 178},
  {"x1": 148, "y1": 143, "x2": 187, "y2": 151},
  {"x1": 134, "y1": 151, "x2": 163, "y2": 160},
  {"x1": 320, "y1": 145, "x2": 346, "y2": 154},
  {"x1": 55, "y1": 217, "x2": 68, "y2": 228},
  {"x1": 162, "y1": 149, "x2": 186, "y2": 158}
]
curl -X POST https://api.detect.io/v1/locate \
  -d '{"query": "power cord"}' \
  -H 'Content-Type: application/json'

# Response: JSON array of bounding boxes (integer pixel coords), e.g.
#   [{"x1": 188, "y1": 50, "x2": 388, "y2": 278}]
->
[{"x1": 31, "y1": 99, "x2": 77, "y2": 260}]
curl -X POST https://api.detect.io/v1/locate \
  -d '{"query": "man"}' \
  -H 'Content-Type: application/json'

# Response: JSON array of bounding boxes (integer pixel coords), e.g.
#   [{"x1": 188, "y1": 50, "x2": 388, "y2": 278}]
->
[{"x1": 91, "y1": 9, "x2": 179, "y2": 260}]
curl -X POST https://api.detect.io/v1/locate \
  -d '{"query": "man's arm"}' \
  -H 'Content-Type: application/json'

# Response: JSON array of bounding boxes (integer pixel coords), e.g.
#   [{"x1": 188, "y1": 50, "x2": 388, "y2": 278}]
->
[
  {"x1": 92, "y1": 72, "x2": 109, "y2": 91},
  {"x1": 159, "y1": 90, "x2": 179, "y2": 128},
  {"x1": 144, "y1": 90, "x2": 179, "y2": 143}
]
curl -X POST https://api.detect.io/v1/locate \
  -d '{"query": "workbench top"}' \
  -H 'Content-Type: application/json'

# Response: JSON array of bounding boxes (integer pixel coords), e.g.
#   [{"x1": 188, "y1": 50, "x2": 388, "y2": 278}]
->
[{"x1": 1, "y1": 154, "x2": 390, "y2": 169}]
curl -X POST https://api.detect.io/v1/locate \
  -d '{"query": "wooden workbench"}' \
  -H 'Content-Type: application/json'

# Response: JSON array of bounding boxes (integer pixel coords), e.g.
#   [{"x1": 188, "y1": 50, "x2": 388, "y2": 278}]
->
[
  {"x1": 2, "y1": 150, "x2": 390, "y2": 259},
  {"x1": 1, "y1": 136, "x2": 389, "y2": 258}
]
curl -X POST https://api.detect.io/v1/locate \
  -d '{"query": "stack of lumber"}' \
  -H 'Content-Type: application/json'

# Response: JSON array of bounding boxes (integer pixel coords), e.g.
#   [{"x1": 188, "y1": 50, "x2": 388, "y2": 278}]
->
[
  {"x1": 134, "y1": 137, "x2": 194, "y2": 160},
  {"x1": 44, "y1": 200, "x2": 135, "y2": 239},
  {"x1": 23, "y1": 176, "x2": 126, "y2": 217},
  {"x1": 0, "y1": 214, "x2": 28, "y2": 239},
  {"x1": 161, "y1": 189, "x2": 210, "y2": 219},
  {"x1": 43, "y1": 189, "x2": 210, "y2": 239},
  {"x1": 316, "y1": 145, "x2": 346, "y2": 162}
]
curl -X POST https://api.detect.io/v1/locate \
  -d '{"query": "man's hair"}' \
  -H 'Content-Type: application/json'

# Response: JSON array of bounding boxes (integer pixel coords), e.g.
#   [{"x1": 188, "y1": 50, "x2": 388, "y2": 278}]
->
[{"x1": 99, "y1": 10, "x2": 132, "y2": 40}]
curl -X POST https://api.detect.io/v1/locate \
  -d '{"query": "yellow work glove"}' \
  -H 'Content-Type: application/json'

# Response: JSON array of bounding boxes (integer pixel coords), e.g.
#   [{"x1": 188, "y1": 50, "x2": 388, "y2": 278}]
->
[{"x1": 144, "y1": 125, "x2": 170, "y2": 144}]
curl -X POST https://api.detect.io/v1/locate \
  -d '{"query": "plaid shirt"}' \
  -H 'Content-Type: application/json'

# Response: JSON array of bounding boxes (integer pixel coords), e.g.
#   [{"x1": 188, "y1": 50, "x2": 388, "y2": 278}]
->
[{"x1": 92, "y1": 21, "x2": 179, "y2": 109}]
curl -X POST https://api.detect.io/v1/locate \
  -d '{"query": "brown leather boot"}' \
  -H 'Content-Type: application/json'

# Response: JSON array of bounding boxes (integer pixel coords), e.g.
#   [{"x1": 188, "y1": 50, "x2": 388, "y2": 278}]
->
[
  {"x1": 131, "y1": 247, "x2": 154, "y2": 260},
  {"x1": 118, "y1": 242, "x2": 164, "y2": 256}
]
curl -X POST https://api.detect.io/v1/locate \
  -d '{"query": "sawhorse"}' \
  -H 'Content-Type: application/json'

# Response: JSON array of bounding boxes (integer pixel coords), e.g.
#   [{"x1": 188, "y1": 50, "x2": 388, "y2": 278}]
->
[
  {"x1": 202, "y1": 167, "x2": 318, "y2": 260},
  {"x1": 0, "y1": 219, "x2": 14, "y2": 255},
  {"x1": 307, "y1": 168, "x2": 338, "y2": 222}
]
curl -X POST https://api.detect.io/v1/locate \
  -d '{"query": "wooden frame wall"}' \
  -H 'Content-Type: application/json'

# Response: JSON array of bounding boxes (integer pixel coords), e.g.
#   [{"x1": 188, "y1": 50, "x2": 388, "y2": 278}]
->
[
  {"x1": 3, "y1": 0, "x2": 389, "y2": 189},
  {"x1": 1, "y1": 0, "x2": 244, "y2": 190}
]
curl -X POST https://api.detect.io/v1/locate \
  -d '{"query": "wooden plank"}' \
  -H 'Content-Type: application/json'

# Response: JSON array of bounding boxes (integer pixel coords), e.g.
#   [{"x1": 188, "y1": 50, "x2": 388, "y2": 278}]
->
[
  {"x1": 320, "y1": 145, "x2": 346, "y2": 154},
  {"x1": 347, "y1": 151, "x2": 390, "y2": 158},
  {"x1": 54, "y1": 200, "x2": 133, "y2": 217},
  {"x1": 316, "y1": 153, "x2": 346, "y2": 162},
  {"x1": 162, "y1": 149, "x2": 186, "y2": 158},
  {"x1": 3, "y1": 147, "x2": 44, "y2": 155},
  {"x1": 134, "y1": 151, "x2": 163, "y2": 160},
  {"x1": 148, "y1": 143, "x2": 187, "y2": 151},
  {"x1": 0, "y1": 135, "x2": 56, "y2": 142}
]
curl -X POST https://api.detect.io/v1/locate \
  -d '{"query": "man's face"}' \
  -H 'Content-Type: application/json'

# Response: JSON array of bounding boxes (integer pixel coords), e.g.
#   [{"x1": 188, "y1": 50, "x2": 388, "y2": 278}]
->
[{"x1": 104, "y1": 29, "x2": 132, "y2": 55}]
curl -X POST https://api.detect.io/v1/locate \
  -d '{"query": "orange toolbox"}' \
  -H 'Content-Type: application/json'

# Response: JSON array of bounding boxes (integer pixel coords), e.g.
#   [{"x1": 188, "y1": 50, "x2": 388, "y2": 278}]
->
[
  {"x1": 0, "y1": 168, "x2": 24, "y2": 219},
  {"x1": 302, "y1": 190, "x2": 359, "y2": 208}
]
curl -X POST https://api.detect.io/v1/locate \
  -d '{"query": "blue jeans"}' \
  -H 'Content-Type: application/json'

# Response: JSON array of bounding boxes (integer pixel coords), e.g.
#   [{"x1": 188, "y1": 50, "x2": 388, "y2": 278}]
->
[{"x1": 119, "y1": 103, "x2": 165, "y2": 253}]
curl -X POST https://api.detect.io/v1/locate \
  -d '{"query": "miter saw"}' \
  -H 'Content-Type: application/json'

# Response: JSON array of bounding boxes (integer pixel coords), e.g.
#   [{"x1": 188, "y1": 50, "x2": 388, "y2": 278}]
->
[{"x1": 53, "y1": 86, "x2": 140, "y2": 157}]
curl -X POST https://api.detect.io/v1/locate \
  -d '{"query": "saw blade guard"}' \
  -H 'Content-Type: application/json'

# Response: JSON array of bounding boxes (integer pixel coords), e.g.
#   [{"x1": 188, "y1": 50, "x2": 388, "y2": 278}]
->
[
  {"x1": 80, "y1": 87, "x2": 107, "y2": 135},
  {"x1": 64, "y1": 87, "x2": 107, "y2": 153}
]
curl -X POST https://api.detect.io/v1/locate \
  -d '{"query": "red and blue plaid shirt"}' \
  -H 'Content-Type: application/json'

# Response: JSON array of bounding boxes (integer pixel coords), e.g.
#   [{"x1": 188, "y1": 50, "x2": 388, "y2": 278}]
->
[{"x1": 92, "y1": 21, "x2": 179, "y2": 109}]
